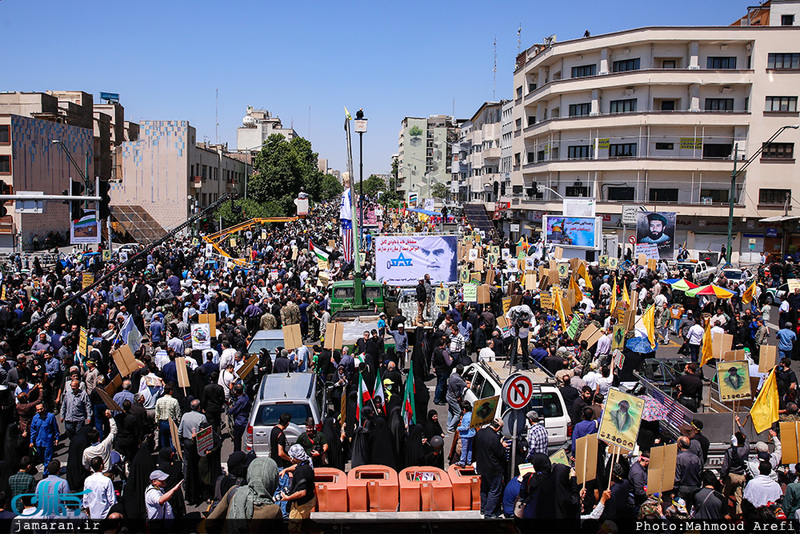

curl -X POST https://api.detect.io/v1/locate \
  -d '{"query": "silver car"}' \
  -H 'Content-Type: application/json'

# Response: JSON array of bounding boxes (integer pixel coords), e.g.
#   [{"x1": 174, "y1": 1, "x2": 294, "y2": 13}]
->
[{"x1": 245, "y1": 373, "x2": 327, "y2": 456}]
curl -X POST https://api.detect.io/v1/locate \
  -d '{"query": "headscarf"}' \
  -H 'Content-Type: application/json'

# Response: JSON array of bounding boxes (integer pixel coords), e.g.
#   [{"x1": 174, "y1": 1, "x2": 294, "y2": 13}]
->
[
  {"x1": 403, "y1": 424, "x2": 426, "y2": 469},
  {"x1": 227, "y1": 457, "x2": 279, "y2": 526},
  {"x1": 288, "y1": 444, "x2": 309, "y2": 463},
  {"x1": 321, "y1": 416, "x2": 344, "y2": 471},
  {"x1": 66, "y1": 426, "x2": 92, "y2": 491},
  {"x1": 226, "y1": 451, "x2": 249, "y2": 479},
  {"x1": 423, "y1": 409, "x2": 443, "y2": 439}
]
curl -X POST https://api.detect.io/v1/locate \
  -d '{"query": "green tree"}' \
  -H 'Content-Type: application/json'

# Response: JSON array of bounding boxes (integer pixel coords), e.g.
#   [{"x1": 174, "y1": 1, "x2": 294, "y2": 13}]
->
[
  {"x1": 431, "y1": 182, "x2": 449, "y2": 200},
  {"x1": 361, "y1": 174, "x2": 387, "y2": 197},
  {"x1": 318, "y1": 174, "x2": 344, "y2": 200},
  {"x1": 216, "y1": 198, "x2": 283, "y2": 226}
]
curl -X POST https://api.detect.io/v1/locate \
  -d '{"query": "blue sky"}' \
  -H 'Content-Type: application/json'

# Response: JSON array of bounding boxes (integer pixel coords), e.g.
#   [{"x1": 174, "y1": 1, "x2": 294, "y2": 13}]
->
[{"x1": 2, "y1": 0, "x2": 752, "y2": 176}]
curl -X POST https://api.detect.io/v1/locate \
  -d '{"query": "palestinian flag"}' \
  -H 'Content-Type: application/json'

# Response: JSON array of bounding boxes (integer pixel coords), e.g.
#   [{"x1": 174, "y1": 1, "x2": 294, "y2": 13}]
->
[
  {"x1": 403, "y1": 364, "x2": 416, "y2": 427},
  {"x1": 374, "y1": 368, "x2": 386, "y2": 414},
  {"x1": 356, "y1": 371, "x2": 372, "y2": 422},
  {"x1": 310, "y1": 240, "x2": 329, "y2": 262}
]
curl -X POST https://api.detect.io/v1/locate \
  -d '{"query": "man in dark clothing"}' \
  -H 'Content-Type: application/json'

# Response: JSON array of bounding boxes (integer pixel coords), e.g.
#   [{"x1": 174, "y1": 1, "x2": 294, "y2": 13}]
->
[
  {"x1": 415, "y1": 280, "x2": 427, "y2": 324},
  {"x1": 628, "y1": 452, "x2": 649, "y2": 507},
  {"x1": 777, "y1": 357, "x2": 798, "y2": 399},
  {"x1": 675, "y1": 436, "x2": 702, "y2": 508},
  {"x1": 571, "y1": 386, "x2": 594, "y2": 425},
  {"x1": 690, "y1": 419, "x2": 710, "y2": 465},
  {"x1": 201, "y1": 372, "x2": 225, "y2": 433},
  {"x1": 473, "y1": 419, "x2": 508, "y2": 518},
  {"x1": 543, "y1": 352, "x2": 567, "y2": 375},
  {"x1": 432, "y1": 337, "x2": 451, "y2": 405},
  {"x1": 671, "y1": 362, "x2": 703, "y2": 412},
  {"x1": 228, "y1": 384, "x2": 250, "y2": 452},
  {"x1": 558, "y1": 374, "x2": 580, "y2": 413},
  {"x1": 270, "y1": 413, "x2": 293, "y2": 468}
]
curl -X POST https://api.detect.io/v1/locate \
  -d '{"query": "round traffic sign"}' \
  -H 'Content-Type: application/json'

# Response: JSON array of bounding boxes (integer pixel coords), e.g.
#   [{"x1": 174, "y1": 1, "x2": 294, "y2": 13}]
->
[
  {"x1": 502, "y1": 373, "x2": 534, "y2": 410},
  {"x1": 628, "y1": 235, "x2": 636, "y2": 245}
]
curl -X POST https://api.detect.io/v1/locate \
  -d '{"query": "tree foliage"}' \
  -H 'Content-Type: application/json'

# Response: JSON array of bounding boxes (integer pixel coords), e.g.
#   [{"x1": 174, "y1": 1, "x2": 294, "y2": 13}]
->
[
  {"x1": 431, "y1": 182, "x2": 449, "y2": 200},
  {"x1": 361, "y1": 174, "x2": 387, "y2": 197},
  {"x1": 216, "y1": 198, "x2": 283, "y2": 226}
]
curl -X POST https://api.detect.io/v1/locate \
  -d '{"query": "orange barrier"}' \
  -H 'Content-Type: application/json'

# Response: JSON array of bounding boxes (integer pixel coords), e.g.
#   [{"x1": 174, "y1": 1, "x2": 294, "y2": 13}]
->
[
  {"x1": 398, "y1": 467, "x2": 453, "y2": 511},
  {"x1": 347, "y1": 464, "x2": 399, "y2": 512},
  {"x1": 314, "y1": 468, "x2": 348, "y2": 512},
  {"x1": 447, "y1": 464, "x2": 481, "y2": 511}
]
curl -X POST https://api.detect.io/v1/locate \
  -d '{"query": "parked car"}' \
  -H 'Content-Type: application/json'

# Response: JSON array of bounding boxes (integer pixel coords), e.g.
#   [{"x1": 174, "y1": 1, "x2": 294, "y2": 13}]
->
[
  {"x1": 674, "y1": 261, "x2": 715, "y2": 285},
  {"x1": 765, "y1": 283, "x2": 791, "y2": 306},
  {"x1": 246, "y1": 329, "x2": 285, "y2": 362},
  {"x1": 245, "y1": 373, "x2": 327, "y2": 456},
  {"x1": 714, "y1": 268, "x2": 753, "y2": 286}
]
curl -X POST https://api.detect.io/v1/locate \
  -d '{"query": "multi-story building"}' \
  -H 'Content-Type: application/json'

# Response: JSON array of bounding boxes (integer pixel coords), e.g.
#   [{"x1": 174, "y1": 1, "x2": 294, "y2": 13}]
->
[
  {"x1": 114, "y1": 121, "x2": 247, "y2": 237},
  {"x1": 452, "y1": 101, "x2": 507, "y2": 203},
  {"x1": 397, "y1": 115, "x2": 463, "y2": 201},
  {"x1": 237, "y1": 106, "x2": 297, "y2": 152},
  {"x1": 0, "y1": 114, "x2": 93, "y2": 251},
  {"x1": 510, "y1": 0, "x2": 800, "y2": 261}
]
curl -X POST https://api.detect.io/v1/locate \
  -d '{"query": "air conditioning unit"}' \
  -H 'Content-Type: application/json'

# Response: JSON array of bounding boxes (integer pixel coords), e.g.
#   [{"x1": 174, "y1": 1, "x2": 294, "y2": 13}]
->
[{"x1": 701, "y1": 197, "x2": 713, "y2": 205}]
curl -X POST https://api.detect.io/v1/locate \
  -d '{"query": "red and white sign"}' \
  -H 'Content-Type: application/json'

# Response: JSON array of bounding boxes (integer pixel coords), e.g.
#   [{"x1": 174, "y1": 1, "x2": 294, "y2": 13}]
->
[
  {"x1": 628, "y1": 235, "x2": 636, "y2": 245},
  {"x1": 502, "y1": 374, "x2": 534, "y2": 410}
]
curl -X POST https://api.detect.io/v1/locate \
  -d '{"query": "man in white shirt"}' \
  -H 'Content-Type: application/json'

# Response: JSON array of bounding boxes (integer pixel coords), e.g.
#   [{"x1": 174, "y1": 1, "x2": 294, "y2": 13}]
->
[
  {"x1": 780, "y1": 299, "x2": 791, "y2": 329},
  {"x1": 583, "y1": 362, "x2": 601, "y2": 391},
  {"x1": 743, "y1": 460, "x2": 782, "y2": 508},
  {"x1": 711, "y1": 321, "x2": 725, "y2": 336},
  {"x1": 82, "y1": 457, "x2": 116, "y2": 519},
  {"x1": 687, "y1": 322, "x2": 706, "y2": 363},
  {"x1": 82, "y1": 411, "x2": 118, "y2": 471},
  {"x1": 219, "y1": 340, "x2": 236, "y2": 370},
  {"x1": 479, "y1": 339, "x2": 496, "y2": 362}
]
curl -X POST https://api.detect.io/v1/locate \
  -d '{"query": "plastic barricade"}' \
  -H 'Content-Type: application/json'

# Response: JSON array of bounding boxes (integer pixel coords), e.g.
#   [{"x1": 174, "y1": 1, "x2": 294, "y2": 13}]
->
[
  {"x1": 447, "y1": 464, "x2": 481, "y2": 511},
  {"x1": 347, "y1": 464, "x2": 399, "y2": 512},
  {"x1": 314, "y1": 468, "x2": 348, "y2": 512},
  {"x1": 398, "y1": 467, "x2": 453, "y2": 511}
]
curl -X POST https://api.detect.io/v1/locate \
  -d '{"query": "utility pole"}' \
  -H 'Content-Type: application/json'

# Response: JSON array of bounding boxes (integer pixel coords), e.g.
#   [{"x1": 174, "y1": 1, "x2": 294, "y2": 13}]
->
[{"x1": 355, "y1": 109, "x2": 367, "y2": 246}]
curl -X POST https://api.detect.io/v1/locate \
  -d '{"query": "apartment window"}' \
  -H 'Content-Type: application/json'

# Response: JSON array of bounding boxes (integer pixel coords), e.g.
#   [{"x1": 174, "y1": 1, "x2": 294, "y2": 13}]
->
[
  {"x1": 568, "y1": 103, "x2": 591, "y2": 117},
  {"x1": 655, "y1": 142, "x2": 674, "y2": 150},
  {"x1": 529, "y1": 83, "x2": 537, "y2": 93},
  {"x1": 705, "y1": 98, "x2": 734, "y2": 111},
  {"x1": 762, "y1": 142, "x2": 794, "y2": 159},
  {"x1": 703, "y1": 144, "x2": 733, "y2": 159},
  {"x1": 707, "y1": 57, "x2": 737, "y2": 69},
  {"x1": 610, "y1": 99, "x2": 637, "y2": 113},
  {"x1": 609, "y1": 143, "x2": 637, "y2": 158},
  {"x1": 0, "y1": 125, "x2": 9, "y2": 145},
  {"x1": 515, "y1": 118, "x2": 522, "y2": 130},
  {"x1": 782, "y1": 14, "x2": 795, "y2": 26},
  {"x1": 550, "y1": 147, "x2": 559, "y2": 160},
  {"x1": 608, "y1": 187, "x2": 635, "y2": 201},
  {"x1": 612, "y1": 58, "x2": 640, "y2": 72},
  {"x1": 537, "y1": 150, "x2": 545, "y2": 162},
  {"x1": 759, "y1": 188, "x2": 791, "y2": 205},
  {"x1": 0, "y1": 155, "x2": 9, "y2": 174},
  {"x1": 767, "y1": 53, "x2": 800, "y2": 69},
  {"x1": 765, "y1": 96, "x2": 798, "y2": 112},
  {"x1": 700, "y1": 189, "x2": 729, "y2": 203},
  {"x1": 571, "y1": 64, "x2": 596, "y2": 78},
  {"x1": 566, "y1": 185, "x2": 589, "y2": 197},
  {"x1": 516, "y1": 86, "x2": 523, "y2": 98},
  {"x1": 528, "y1": 116, "x2": 536, "y2": 126},
  {"x1": 649, "y1": 188, "x2": 679, "y2": 202},
  {"x1": 527, "y1": 152, "x2": 536, "y2": 164},
  {"x1": 567, "y1": 145, "x2": 592, "y2": 159},
  {"x1": 662, "y1": 60, "x2": 677, "y2": 69},
  {"x1": 514, "y1": 153, "x2": 521, "y2": 166},
  {"x1": 660, "y1": 100, "x2": 676, "y2": 111}
]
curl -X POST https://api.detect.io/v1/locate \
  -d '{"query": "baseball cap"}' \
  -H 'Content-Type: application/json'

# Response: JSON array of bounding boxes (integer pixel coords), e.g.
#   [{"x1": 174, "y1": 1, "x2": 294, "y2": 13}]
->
[{"x1": 149, "y1": 470, "x2": 170, "y2": 481}]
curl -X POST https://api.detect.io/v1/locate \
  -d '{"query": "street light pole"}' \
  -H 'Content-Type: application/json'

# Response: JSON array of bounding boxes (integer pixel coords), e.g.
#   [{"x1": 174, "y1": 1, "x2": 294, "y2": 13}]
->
[
  {"x1": 354, "y1": 110, "x2": 367, "y2": 246},
  {"x1": 725, "y1": 124, "x2": 799, "y2": 264}
]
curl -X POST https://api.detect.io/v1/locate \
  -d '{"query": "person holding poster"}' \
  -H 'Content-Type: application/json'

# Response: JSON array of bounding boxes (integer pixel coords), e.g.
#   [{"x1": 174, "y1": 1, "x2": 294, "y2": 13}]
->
[{"x1": 717, "y1": 361, "x2": 750, "y2": 402}]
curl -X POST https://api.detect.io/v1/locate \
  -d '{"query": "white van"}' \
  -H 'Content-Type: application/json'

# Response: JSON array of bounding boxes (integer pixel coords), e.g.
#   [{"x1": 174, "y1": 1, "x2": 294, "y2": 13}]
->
[{"x1": 461, "y1": 360, "x2": 569, "y2": 453}]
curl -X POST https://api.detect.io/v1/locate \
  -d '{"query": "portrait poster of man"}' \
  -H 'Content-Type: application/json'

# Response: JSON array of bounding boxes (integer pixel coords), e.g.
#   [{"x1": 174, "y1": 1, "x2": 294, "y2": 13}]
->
[
  {"x1": 375, "y1": 235, "x2": 458, "y2": 286},
  {"x1": 636, "y1": 211, "x2": 676, "y2": 260},
  {"x1": 716, "y1": 361, "x2": 751, "y2": 402},
  {"x1": 598, "y1": 388, "x2": 645, "y2": 452}
]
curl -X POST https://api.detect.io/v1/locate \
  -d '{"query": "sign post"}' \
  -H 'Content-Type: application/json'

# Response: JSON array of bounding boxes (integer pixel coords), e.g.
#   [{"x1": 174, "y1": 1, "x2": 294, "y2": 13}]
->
[{"x1": 502, "y1": 374, "x2": 535, "y2": 478}]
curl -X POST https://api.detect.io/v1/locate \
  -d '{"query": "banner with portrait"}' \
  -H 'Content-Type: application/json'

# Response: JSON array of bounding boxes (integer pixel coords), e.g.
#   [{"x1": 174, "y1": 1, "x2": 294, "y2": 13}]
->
[
  {"x1": 716, "y1": 361, "x2": 751, "y2": 402},
  {"x1": 597, "y1": 388, "x2": 645, "y2": 452},
  {"x1": 375, "y1": 235, "x2": 458, "y2": 286},
  {"x1": 543, "y1": 216, "x2": 600, "y2": 249},
  {"x1": 636, "y1": 211, "x2": 676, "y2": 260}
]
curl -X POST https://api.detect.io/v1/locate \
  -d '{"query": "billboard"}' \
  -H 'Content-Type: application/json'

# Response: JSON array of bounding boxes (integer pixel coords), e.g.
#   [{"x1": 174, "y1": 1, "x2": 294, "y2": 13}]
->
[
  {"x1": 543, "y1": 216, "x2": 600, "y2": 249},
  {"x1": 375, "y1": 235, "x2": 458, "y2": 286},
  {"x1": 636, "y1": 211, "x2": 676, "y2": 260},
  {"x1": 70, "y1": 210, "x2": 101, "y2": 244}
]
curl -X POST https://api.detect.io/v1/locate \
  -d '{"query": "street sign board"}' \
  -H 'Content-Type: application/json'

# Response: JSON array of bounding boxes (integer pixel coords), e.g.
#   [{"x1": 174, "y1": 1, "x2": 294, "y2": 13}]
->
[
  {"x1": 502, "y1": 373, "x2": 534, "y2": 410},
  {"x1": 628, "y1": 235, "x2": 636, "y2": 245},
  {"x1": 622, "y1": 205, "x2": 645, "y2": 225}
]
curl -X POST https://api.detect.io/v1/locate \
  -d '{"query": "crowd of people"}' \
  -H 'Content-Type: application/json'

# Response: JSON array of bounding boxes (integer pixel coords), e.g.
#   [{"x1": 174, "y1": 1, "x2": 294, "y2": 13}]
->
[{"x1": 2, "y1": 193, "x2": 800, "y2": 532}]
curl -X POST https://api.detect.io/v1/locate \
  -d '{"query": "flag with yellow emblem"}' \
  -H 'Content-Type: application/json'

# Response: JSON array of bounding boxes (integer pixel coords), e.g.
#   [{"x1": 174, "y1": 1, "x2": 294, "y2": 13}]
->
[
  {"x1": 553, "y1": 287, "x2": 568, "y2": 331},
  {"x1": 642, "y1": 305, "x2": 656, "y2": 349},
  {"x1": 741, "y1": 280, "x2": 756, "y2": 305},
  {"x1": 699, "y1": 319, "x2": 714, "y2": 367},
  {"x1": 750, "y1": 368, "x2": 779, "y2": 433}
]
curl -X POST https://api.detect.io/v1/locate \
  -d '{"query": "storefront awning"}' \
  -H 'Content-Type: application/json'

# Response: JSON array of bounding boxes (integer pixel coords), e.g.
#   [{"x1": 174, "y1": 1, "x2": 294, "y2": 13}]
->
[{"x1": 759, "y1": 215, "x2": 800, "y2": 223}]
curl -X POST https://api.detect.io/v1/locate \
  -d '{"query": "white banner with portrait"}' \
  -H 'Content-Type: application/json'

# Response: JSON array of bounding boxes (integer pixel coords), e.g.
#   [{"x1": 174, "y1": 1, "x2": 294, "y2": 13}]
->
[{"x1": 375, "y1": 235, "x2": 458, "y2": 286}]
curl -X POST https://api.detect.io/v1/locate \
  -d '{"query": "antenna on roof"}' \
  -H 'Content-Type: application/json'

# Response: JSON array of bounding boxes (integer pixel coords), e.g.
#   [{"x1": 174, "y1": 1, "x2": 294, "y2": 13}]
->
[
  {"x1": 493, "y1": 37, "x2": 497, "y2": 101},
  {"x1": 215, "y1": 88, "x2": 219, "y2": 144},
  {"x1": 517, "y1": 24, "x2": 522, "y2": 54}
]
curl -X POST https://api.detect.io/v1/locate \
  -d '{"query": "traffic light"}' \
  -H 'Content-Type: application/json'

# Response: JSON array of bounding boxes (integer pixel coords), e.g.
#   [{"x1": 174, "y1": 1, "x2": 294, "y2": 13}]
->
[
  {"x1": 98, "y1": 179, "x2": 111, "y2": 219},
  {"x1": 70, "y1": 180, "x2": 84, "y2": 222}
]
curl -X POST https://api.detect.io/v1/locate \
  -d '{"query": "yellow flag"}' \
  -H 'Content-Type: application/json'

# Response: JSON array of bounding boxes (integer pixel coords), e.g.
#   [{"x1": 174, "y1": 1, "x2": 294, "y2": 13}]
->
[
  {"x1": 622, "y1": 283, "x2": 631, "y2": 306},
  {"x1": 610, "y1": 278, "x2": 617, "y2": 315},
  {"x1": 750, "y1": 368, "x2": 780, "y2": 434},
  {"x1": 642, "y1": 305, "x2": 656, "y2": 349},
  {"x1": 569, "y1": 274, "x2": 582, "y2": 296},
  {"x1": 699, "y1": 319, "x2": 714, "y2": 367},
  {"x1": 583, "y1": 268, "x2": 593, "y2": 292},
  {"x1": 742, "y1": 280, "x2": 756, "y2": 305},
  {"x1": 344, "y1": 107, "x2": 352, "y2": 120},
  {"x1": 553, "y1": 287, "x2": 568, "y2": 331},
  {"x1": 519, "y1": 271, "x2": 525, "y2": 288}
]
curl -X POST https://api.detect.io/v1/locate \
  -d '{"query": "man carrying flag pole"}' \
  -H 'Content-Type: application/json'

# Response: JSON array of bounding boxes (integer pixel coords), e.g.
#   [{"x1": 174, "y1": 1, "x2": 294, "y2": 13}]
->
[
  {"x1": 356, "y1": 371, "x2": 376, "y2": 422},
  {"x1": 309, "y1": 240, "x2": 329, "y2": 263},
  {"x1": 374, "y1": 367, "x2": 386, "y2": 414}
]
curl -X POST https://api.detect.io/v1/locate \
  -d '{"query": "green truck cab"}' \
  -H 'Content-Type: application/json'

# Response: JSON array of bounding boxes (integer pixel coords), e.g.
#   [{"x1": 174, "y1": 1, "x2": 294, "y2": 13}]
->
[{"x1": 329, "y1": 279, "x2": 392, "y2": 316}]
